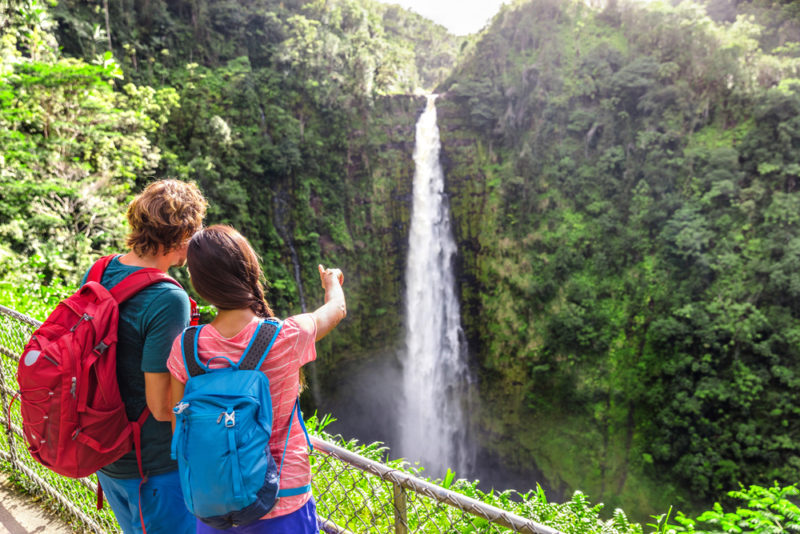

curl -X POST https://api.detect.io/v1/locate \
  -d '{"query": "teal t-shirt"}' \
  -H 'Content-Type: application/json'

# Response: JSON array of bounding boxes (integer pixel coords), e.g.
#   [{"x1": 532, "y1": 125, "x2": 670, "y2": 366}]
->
[{"x1": 81, "y1": 256, "x2": 190, "y2": 478}]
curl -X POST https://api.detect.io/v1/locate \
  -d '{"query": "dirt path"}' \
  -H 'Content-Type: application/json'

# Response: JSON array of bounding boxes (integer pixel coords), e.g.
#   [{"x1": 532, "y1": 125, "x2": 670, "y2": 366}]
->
[{"x1": 0, "y1": 474, "x2": 74, "y2": 534}]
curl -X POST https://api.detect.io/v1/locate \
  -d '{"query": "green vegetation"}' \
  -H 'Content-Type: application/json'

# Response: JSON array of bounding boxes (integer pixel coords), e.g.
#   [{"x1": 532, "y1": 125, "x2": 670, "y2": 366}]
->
[
  {"x1": 306, "y1": 413, "x2": 649, "y2": 534},
  {"x1": 436, "y1": 0, "x2": 800, "y2": 520},
  {"x1": 2, "y1": 0, "x2": 800, "y2": 530},
  {"x1": 0, "y1": 0, "x2": 169, "y2": 288},
  {"x1": 2, "y1": 0, "x2": 439, "y2": 351},
  {"x1": 665, "y1": 483, "x2": 800, "y2": 533}
]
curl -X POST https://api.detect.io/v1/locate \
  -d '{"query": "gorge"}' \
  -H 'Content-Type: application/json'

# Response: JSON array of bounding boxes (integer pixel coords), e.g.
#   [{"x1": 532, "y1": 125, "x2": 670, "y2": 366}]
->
[{"x1": 4, "y1": 0, "x2": 800, "y2": 526}]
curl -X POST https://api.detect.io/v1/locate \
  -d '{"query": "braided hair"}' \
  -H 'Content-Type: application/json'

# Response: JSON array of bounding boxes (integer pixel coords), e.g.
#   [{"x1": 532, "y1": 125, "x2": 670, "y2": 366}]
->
[
  {"x1": 187, "y1": 225, "x2": 274, "y2": 317},
  {"x1": 186, "y1": 225, "x2": 306, "y2": 390}
]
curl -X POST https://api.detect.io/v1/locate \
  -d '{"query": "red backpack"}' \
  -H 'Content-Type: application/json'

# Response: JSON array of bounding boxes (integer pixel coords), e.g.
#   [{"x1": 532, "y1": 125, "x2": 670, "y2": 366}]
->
[{"x1": 14, "y1": 254, "x2": 198, "y2": 480}]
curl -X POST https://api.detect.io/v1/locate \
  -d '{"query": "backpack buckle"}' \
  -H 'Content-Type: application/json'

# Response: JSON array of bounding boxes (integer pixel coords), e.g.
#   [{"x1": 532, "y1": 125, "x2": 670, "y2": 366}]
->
[
  {"x1": 217, "y1": 411, "x2": 235, "y2": 427},
  {"x1": 93, "y1": 341, "x2": 109, "y2": 354}
]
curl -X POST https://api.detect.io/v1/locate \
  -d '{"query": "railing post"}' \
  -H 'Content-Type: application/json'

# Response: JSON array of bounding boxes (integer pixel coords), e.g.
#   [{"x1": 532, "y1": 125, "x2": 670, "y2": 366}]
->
[{"x1": 393, "y1": 481, "x2": 408, "y2": 534}]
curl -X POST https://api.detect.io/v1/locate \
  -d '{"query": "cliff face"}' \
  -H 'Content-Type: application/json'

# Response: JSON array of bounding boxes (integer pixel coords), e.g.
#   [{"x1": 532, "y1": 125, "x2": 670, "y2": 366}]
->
[
  {"x1": 314, "y1": 94, "x2": 426, "y2": 370},
  {"x1": 433, "y1": 0, "x2": 800, "y2": 521},
  {"x1": 435, "y1": 86, "x2": 684, "y2": 520},
  {"x1": 436, "y1": 91, "x2": 560, "y2": 498},
  {"x1": 431, "y1": 95, "x2": 490, "y2": 327},
  {"x1": 312, "y1": 95, "x2": 425, "y2": 446}
]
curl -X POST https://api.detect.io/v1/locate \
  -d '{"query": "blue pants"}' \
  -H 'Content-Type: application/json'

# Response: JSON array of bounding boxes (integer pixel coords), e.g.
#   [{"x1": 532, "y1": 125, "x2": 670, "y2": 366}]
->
[
  {"x1": 195, "y1": 498, "x2": 319, "y2": 534},
  {"x1": 96, "y1": 470, "x2": 194, "y2": 534}
]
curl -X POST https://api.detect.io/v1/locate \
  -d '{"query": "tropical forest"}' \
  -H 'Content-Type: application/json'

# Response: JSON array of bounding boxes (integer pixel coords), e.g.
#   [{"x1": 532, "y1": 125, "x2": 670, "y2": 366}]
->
[{"x1": 2, "y1": 0, "x2": 800, "y2": 531}]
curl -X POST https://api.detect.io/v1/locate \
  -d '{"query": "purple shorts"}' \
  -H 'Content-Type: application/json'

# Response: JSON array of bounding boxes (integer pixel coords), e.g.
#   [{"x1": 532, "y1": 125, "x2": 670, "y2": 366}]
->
[{"x1": 196, "y1": 498, "x2": 319, "y2": 534}]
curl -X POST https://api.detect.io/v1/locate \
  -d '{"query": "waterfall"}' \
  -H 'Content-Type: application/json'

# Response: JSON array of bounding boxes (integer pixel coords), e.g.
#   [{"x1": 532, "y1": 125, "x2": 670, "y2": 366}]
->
[{"x1": 399, "y1": 95, "x2": 473, "y2": 478}]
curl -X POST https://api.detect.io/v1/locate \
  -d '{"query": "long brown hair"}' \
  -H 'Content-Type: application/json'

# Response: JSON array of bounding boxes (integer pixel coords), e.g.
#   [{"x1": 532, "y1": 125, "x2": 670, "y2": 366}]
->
[{"x1": 187, "y1": 225, "x2": 274, "y2": 318}]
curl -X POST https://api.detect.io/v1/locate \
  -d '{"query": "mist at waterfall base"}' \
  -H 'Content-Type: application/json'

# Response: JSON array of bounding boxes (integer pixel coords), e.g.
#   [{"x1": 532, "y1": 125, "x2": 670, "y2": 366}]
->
[
  {"x1": 316, "y1": 97, "x2": 560, "y2": 502},
  {"x1": 317, "y1": 351, "x2": 557, "y2": 499}
]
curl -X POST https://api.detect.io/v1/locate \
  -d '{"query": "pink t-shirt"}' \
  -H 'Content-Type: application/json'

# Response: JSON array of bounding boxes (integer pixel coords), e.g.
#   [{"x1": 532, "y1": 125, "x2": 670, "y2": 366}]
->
[{"x1": 167, "y1": 314, "x2": 317, "y2": 519}]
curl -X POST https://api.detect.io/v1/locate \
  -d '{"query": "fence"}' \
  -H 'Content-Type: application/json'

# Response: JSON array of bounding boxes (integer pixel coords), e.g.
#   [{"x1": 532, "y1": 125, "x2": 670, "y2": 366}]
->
[{"x1": 0, "y1": 304, "x2": 561, "y2": 534}]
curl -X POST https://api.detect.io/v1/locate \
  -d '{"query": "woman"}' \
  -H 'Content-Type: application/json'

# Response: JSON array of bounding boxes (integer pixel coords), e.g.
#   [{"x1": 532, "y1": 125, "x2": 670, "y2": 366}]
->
[{"x1": 166, "y1": 225, "x2": 346, "y2": 533}]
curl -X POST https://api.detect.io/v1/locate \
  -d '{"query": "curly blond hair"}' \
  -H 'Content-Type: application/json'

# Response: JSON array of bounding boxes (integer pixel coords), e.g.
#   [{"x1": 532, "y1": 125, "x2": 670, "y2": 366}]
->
[{"x1": 126, "y1": 180, "x2": 207, "y2": 256}]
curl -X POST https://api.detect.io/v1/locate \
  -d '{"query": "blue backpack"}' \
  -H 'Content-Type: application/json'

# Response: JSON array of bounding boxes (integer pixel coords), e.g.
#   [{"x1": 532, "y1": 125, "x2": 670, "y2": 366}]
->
[{"x1": 171, "y1": 319, "x2": 313, "y2": 529}]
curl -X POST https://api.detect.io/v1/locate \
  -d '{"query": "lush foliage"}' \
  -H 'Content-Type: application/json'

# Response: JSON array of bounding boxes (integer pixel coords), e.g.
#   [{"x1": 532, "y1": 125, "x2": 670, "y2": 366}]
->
[
  {"x1": 306, "y1": 413, "x2": 647, "y2": 534},
  {"x1": 40, "y1": 0, "x2": 459, "y2": 335},
  {"x1": 3, "y1": 0, "x2": 800, "y2": 529},
  {"x1": 2, "y1": 0, "x2": 449, "y2": 344},
  {"x1": 436, "y1": 0, "x2": 800, "y2": 519},
  {"x1": 658, "y1": 483, "x2": 800, "y2": 533},
  {"x1": 0, "y1": 0, "x2": 176, "y2": 285}
]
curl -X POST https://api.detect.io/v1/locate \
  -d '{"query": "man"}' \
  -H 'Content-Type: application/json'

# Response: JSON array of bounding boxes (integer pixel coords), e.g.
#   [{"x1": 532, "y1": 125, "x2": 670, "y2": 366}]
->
[{"x1": 83, "y1": 179, "x2": 206, "y2": 534}]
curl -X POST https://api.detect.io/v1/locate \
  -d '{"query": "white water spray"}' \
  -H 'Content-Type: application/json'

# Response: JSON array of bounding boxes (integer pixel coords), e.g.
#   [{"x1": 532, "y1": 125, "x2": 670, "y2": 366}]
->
[{"x1": 399, "y1": 95, "x2": 473, "y2": 478}]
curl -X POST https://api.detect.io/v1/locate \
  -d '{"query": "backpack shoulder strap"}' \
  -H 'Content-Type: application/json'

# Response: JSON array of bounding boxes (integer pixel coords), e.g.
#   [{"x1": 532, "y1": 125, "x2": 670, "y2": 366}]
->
[
  {"x1": 239, "y1": 319, "x2": 283, "y2": 371},
  {"x1": 86, "y1": 254, "x2": 119, "y2": 284},
  {"x1": 110, "y1": 268, "x2": 182, "y2": 304},
  {"x1": 111, "y1": 268, "x2": 200, "y2": 325},
  {"x1": 181, "y1": 326, "x2": 206, "y2": 378}
]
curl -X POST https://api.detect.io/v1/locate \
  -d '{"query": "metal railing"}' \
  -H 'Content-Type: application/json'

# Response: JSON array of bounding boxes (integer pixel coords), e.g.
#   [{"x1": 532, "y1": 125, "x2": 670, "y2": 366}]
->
[{"x1": 0, "y1": 304, "x2": 561, "y2": 534}]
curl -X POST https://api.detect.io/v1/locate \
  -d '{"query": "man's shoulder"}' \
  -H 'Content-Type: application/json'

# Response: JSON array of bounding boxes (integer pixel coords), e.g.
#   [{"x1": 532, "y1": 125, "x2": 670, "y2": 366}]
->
[
  {"x1": 119, "y1": 276, "x2": 189, "y2": 329},
  {"x1": 102, "y1": 259, "x2": 186, "y2": 297},
  {"x1": 137, "y1": 280, "x2": 189, "y2": 308}
]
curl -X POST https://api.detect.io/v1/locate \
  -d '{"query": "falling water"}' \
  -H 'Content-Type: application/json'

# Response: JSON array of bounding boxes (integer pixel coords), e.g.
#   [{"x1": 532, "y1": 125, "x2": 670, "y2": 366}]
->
[{"x1": 399, "y1": 95, "x2": 473, "y2": 478}]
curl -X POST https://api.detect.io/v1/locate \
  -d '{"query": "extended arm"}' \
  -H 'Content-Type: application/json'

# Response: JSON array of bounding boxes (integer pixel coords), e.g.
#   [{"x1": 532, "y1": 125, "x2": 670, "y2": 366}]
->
[{"x1": 313, "y1": 264, "x2": 347, "y2": 341}]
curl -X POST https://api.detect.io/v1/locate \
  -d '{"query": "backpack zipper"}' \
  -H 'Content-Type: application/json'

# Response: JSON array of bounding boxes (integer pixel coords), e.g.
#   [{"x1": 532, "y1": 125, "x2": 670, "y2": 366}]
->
[{"x1": 70, "y1": 313, "x2": 93, "y2": 332}]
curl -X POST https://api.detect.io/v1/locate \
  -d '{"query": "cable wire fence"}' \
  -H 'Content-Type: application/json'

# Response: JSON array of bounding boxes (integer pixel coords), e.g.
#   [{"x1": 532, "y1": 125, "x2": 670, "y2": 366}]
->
[{"x1": 0, "y1": 304, "x2": 561, "y2": 534}]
